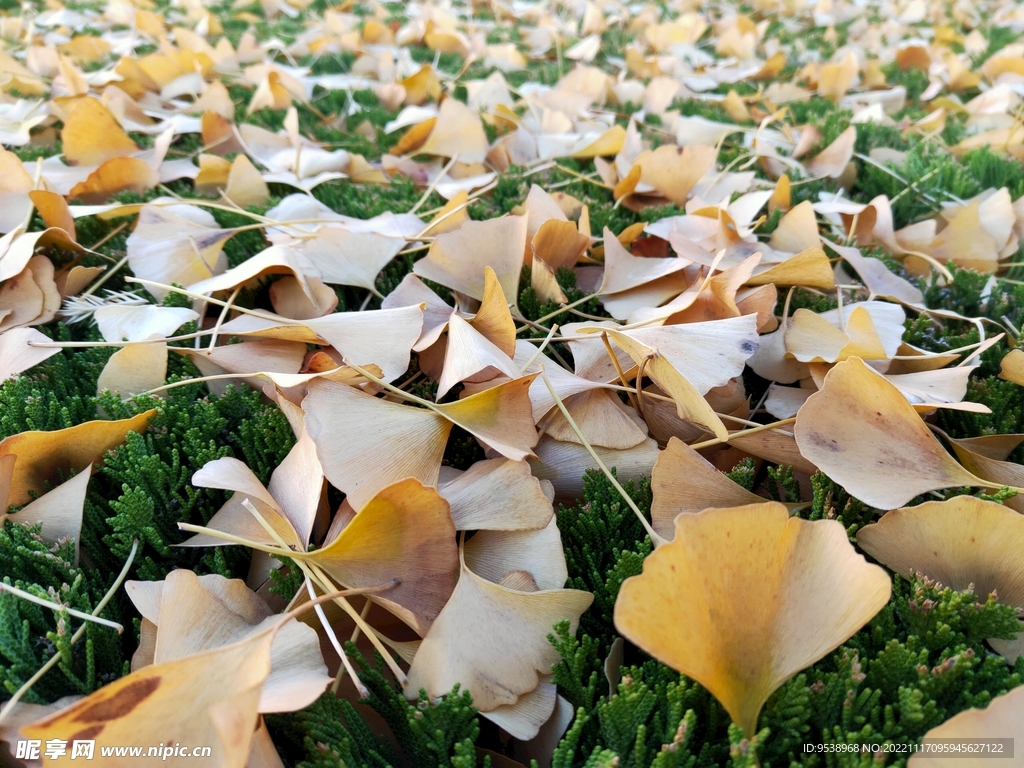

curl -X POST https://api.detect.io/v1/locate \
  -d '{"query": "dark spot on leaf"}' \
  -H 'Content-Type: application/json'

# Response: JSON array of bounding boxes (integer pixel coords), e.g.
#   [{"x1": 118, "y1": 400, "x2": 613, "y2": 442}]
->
[{"x1": 72, "y1": 677, "x2": 161, "y2": 724}]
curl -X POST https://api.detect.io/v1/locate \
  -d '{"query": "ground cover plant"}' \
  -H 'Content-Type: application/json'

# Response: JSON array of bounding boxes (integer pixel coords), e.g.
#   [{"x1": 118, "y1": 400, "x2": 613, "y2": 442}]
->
[{"x1": 1, "y1": 0, "x2": 1024, "y2": 765}]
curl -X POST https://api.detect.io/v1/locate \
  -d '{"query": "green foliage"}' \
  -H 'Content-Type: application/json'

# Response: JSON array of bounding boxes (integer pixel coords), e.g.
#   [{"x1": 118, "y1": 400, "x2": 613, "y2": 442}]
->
[
  {"x1": 518, "y1": 265, "x2": 606, "y2": 333},
  {"x1": 556, "y1": 470, "x2": 653, "y2": 654},
  {"x1": 267, "y1": 648, "x2": 483, "y2": 768},
  {"x1": 0, "y1": 524, "x2": 127, "y2": 702},
  {"x1": 0, "y1": 344, "x2": 296, "y2": 703}
]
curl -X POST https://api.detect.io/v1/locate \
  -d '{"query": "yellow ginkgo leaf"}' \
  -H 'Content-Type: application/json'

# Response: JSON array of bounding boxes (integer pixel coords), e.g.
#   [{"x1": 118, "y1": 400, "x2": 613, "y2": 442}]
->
[
  {"x1": 470, "y1": 266, "x2": 517, "y2": 357},
  {"x1": 61, "y1": 97, "x2": 139, "y2": 166},
  {"x1": 435, "y1": 376, "x2": 540, "y2": 461},
  {"x1": 614, "y1": 502, "x2": 891, "y2": 736},
  {"x1": 603, "y1": 327, "x2": 727, "y2": 440},
  {"x1": 96, "y1": 340, "x2": 168, "y2": 398},
  {"x1": 909, "y1": 686, "x2": 1024, "y2": 767},
  {"x1": 305, "y1": 478, "x2": 458, "y2": 635},
  {"x1": 414, "y1": 215, "x2": 528, "y2": 304},
  {"x1": 23, "y1": 628, "x2": 276, "y2": 767},
  {"x1": 126, "y1": 203, "x2": 233, "y2": 299},
  {"x1": 0, "y1": 146, "x2": 34, "y2": 233},
  {"x1": 303, "y1": 379, "x2": 451, "y2": 511},
  {"x1": 805, "y1": 126, "x2": 856, "y2": 178},
  {"x1": 0, "y1": 410, "x2": 155, "y2": 506},
  {"x1": 0, "y1": 327, "x2": 61, "y2": 382},
  {"x1": 2, "y1": 466, "x2": 91, "y2": 564},
  {"x1": 543, "y1": 388, "x2": 649, "y2": 450},
  {"x1": 650, "y1": 438, "x2": 764, "y2": 539},
  {"x1": 999, "y1": 348, "x2": 1024, "y2": 386},
  {"x1": 597, "y1": 226, "x2": 687, "y2": 296},
  {"x1": 529, "y1": 434, "x2": 660, "y2": 501},
  {"x1": 68, "y1": 156, "x2": 160, "y2": 203},
  {"x1": 942, "y1": 433, "x2": 1024, "y2": 514},
  {"x1": 225, "y1": 154, "x2": 270, "y2": 209},
  {"x1": 857, "y1": 496, "x2": 1024, "y2": 611},
  {"x1": 416, "y1": 98, "x2": 489, "y2": 164},
  {"x1": 629, "y1": 144, "x2": 717, "y2": 205},
  {"x1": 794, "y1": 357, "x2": 987, "y2": 509}
]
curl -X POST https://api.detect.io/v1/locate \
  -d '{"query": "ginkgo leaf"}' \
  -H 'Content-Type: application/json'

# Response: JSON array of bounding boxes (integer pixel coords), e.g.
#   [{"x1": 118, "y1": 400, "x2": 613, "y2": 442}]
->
[
  {"x1": 61, "y1": 97, "x2": 139, "y2": 165},
  {"x1": 186, "y1": 455, "x2": 301, "y2": 551},
  {"x1": 599, "y1": 328, "x2": 728, "y2": 440},
  {"x1": 0, "y1": 146, "x2": 33, "y2": 233},
  {"x1": 857, "y1": 496, "x2": 1024, "y2": 612},
  {"x1": 3, "y1": 466, "x2": 91, "y2": 564},
  {"x1": 532, "y1": 219, "x2": 590, "y2": 271},
  {"x1": 303, "y1": 306, "x2": 423, "y2": 383},
  {"x1": 0, "y1": 326, "x2": 61, "y2": 382},
  {"x1": 187, "y1": 245, "x2": 330, "y2": 309},
  {"x1": 94, "y1": 305, "x2": 199, "y2": 342},
  {"x1": 382, "y1": 273, "x2": 455, "y2": 351},
  {"x1": 470, "y1": 266, "x2": 517, "y2": 357},
  {"x1": 785, "y1": 306, "x2": 889, "y2": 363},
  {"x1": 805, "y1": 126, "x2": 856, "y2": 178},
  {"x1": 481, "y1": 677, "x2": 558, "y2": 742},
  {"x1": 650, "y1": 437, "x2": 764, "y2": 539},
  {"x1": 614, "y1": 502, "x2": 890, "y2": 736},
  {"x1": 746, "y1": 246, "x2": 836, "y2": 291},
  {"x1": 436, "y1": 315, "x2": 519, "y2": 398},
  {"x1": 606, "y1": 315, "x2": 760, "y2": 394},
  {"x1": 543, "y1": 388, "x2": 649, "y2": 449},
  {"x1": 435, "y1": 376, "x2": 540, "y2": 460},
  {"x1": 218, "y1": 306, "x2": 423, "y2": 383},
  {"x1": 530, "y1": 256, "x2": 569, "y2": 305},
  {"x1": 68, "y1": 156, "x2": 161, "y2": 203},
  {"x1": 0, "y1": 410, "x2": 155, "y2": 506},
  {"x1": 438, "y1": 458, "x2": 554, "y2": 531},
  {"x1": 944, "y1": 433, "x2": 1024, "y2": 514},
  {"x1": 303, "y1": 379, "x2": 451, "y2": 510},
  {"x1": 414, "y1": 216, "x2": 528, "y2": 304},
  {"x1": 880, "y1": 367, "x2": 978, "y2": 409},
  {"x1": 23, "y1": 628, "x2": 275, "y2": 768},
  {"x1": 224, "y1": 154, "x2": 270, "y2": 208},
  {"x1": 303, "y1": 478, "x2": 458, "y2": 635},
  {"x1": 598, "y1": 226, "x2": 687, "y2": 295},
  {"x1": 297, "y1": 227, "x2": 406, "y2": 292},
  {"x1": 416, "y1": 97, "x2": 490, "y2": 164},
  {"x1": 126, "y1": 203, "x2": 232, "y2": 299},
  {"x1": 125, "y1": 570, "x2": 330, "y2": 713},
  {"x1": 463, "y1": 515, "x2": 567, "y2": 591},
  {"x1": 513, "y1": 342, "x2": 606, "y2": 422},
  {"x1": 187, "y1": 413, "x2": 324, "y2": 553},
  {"x1": 303, "y1": 372, "x2": 536, "y2": 499},
  {"x1": 405, "y1": 551, "x2": 592, "y2": 711},
  {"x1": 529, "y1": 435, "x2": 660, "y2": 500},
  {"x1": 794, "y1": 358, "x2": 985, "y2": 509},
  {"x1": 909, "y1": 686, "x2": 1024, "y2": 767},
  {"x1": 999, "y1": 348, "x2": 1024, "y2": 386},
  {"x1": 96, "y1": 339, "x2": 168, "y2": 398},
  {"x1": 627, "y1": 144, "x2": 716, "y2": 205}
]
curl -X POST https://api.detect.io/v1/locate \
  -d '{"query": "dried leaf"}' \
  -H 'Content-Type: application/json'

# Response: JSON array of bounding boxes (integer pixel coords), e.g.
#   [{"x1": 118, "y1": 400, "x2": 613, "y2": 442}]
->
[
  {"x1": 794, "y1": 358, "x2": 984, "y2": 509},
  {"x1": 614, "y1": 502, "x2": 890, "y2": 736}
]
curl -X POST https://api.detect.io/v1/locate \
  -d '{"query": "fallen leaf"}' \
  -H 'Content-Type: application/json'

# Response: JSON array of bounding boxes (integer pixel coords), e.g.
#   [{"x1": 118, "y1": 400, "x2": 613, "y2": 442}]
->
[
  {"x1": 614, "y1": 502, "x2": 890, "y2": 736},
  {"x1": 794, "y1": 358, "x2": 985, "y2": 509},
  {"x1": 0, "y1": 410, "x2": 155, "y2": 506}
]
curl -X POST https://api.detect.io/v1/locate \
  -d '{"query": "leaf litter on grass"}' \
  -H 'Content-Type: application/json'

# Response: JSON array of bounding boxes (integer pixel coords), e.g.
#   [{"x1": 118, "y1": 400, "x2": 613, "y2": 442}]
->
[{"x1": 2, "y1": 0, "x2": 1024, "y2": 764}]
